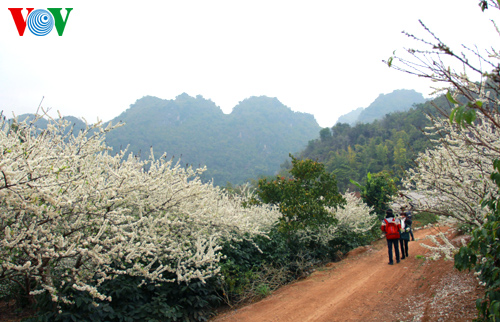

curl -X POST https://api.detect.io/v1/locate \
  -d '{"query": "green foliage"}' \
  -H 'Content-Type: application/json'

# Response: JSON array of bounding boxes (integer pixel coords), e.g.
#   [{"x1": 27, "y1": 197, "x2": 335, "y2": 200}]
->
[
  {"x1": 12, "y1": 95, "x2": 320, "y2": 187},
  {"x1": 351, "y1": 171, "x2": 398, "y2": 220},
  {"x1": 104, "y1": 94, "x2": 320, "y2": 187},
  {"x1": 319, "y1": 127, "x2": 332, "y2": 141},
  {"x1": 455, "y1": 159, "x2": 500, "y2": 321},
  {"x1": 218, "y1": 224, "x2": 354, "y2": 307},
  {"x1": 256, "y1": 154, "x2": 344, "y2": 233},
  {"x1": 446, "y1": 90, "x2": 482, "y2": 129},
  {"x1": 218, "y1": 231, "x2": 295, "y2": 305},
  {"x1": 25, "y1": 273, "x2": 221, "y2": 322},
  {"x1": 0, "y1": 275, "x2": 33, "y2": 310},
  {"x1": 411, "y1": 211, "x2": 439, "y2": 228},
  {"x1": 255, "y1": 284, "x2": 271, "y2": 298},
  {"x1": 301, "y1": 99, "x2": 438, "y2": 192}
]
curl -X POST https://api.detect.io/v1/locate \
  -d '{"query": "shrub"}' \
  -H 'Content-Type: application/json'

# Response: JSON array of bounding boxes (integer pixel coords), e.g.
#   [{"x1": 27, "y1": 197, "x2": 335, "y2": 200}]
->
[{"x1": 25, "y1": 273, "x2": 221, "y2": 322}]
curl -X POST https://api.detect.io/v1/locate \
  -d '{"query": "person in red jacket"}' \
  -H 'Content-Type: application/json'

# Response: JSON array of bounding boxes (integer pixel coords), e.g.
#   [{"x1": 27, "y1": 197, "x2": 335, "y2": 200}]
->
[{"x1": 381, "y1": 209, "x2": 401, "y2": 265}]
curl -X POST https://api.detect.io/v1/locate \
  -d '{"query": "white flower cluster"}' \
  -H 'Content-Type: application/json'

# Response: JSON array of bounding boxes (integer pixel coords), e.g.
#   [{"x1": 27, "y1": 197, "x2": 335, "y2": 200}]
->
[
  {"x1": 296, "y1": 191, "x2": 376, "y2": 245},
  {"x1": 398, "y1": 111, "x2": 500, "y2": 228},
  {"x1": 0, "y1": 115, "x2": 281, "y2": 302},
  {"x1": 421, "y1": 232, "x2": 458, "y2": 261}
]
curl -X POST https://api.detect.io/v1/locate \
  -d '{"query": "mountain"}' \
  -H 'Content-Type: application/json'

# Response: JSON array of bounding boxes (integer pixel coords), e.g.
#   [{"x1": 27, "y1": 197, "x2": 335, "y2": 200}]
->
[
  {"x1": 296, "y1": 93, "x2": 456, "y2": 192},
  {"x1": 336, "y1": 89, "x2": 426, "y2": 125},
  {"x1": 11, "y1": 94, "x2": 320, "y2": 186},
  {"x1": 102, "y1": 94, "x2": 321, "y2": 186},
  {"x1": 336, "y1": 107, "x2": 363, "y2": 125},
  {"x1": 12, "y1": 114, "x2": 87, "y2": 135}
]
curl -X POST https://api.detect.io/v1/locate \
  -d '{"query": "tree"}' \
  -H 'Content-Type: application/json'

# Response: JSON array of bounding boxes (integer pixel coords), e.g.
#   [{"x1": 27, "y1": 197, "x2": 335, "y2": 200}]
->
[
  {"x1": 319, "y1": 127, "x2": 332, "y2": 142},
  {"x1": 256, "y1": 154, "x2": 344, "y2": 233},
  {"x1": 387, "y1": 1, "x2": 500, "y2": 319},
  {"x1": 351, "y1": 171, "x2": 398, "y2": 220},
  {"x1": 0, "y1": 114, "x2": 282, "y2": 306},
  {"x1": 398, "y1": 114, "x2": 498, "y2": 226}
]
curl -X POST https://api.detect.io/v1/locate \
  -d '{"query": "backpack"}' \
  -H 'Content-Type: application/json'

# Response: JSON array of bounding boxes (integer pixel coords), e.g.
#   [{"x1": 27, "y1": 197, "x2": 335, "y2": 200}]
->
[{"x1": 384, "y1": 219, "x2": 400, "y2": 239}]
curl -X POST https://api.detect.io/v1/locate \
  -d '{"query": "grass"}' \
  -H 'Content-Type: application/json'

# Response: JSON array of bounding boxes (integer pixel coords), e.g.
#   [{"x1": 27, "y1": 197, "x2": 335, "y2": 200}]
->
[{"x1": 412, "y1": 211, "x2": 439, "y2": 228}]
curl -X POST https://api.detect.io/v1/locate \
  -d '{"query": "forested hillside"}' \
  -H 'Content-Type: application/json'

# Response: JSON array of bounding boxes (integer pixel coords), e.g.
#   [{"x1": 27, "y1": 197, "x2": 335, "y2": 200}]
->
[
  {"x1": 13, "y1": 95, "x2": 320, "y2": 186},
  {"x1": 53, "y1": 94, "x2": 317, "y2": 186},
  {"x1": 336, "y1": 89, "x2": 426, "y2": 125},
  {"x1": 299, "y1": 95, "x2": 449, "y2": 192},
  {"x1": 13, "y1": 90, "x2": 438, "y2": 191}
]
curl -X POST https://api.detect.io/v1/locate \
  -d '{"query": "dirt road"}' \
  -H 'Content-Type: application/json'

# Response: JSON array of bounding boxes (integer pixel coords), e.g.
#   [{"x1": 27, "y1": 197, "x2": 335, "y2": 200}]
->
[{"x1": 211, "y1": 226, "x2": 483, "y2": 322}]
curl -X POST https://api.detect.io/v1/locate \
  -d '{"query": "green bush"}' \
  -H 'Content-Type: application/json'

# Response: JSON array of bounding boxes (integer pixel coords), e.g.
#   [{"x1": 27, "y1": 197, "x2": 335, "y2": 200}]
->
[
  {"x1": 411, "y1": 211, "x2": 439, "y2": 228},
  {"x1": 25, "y1": 271, "x2": 221, "y2": 322},
  {"x1": 218, "y1": 223, "x2": 369, "y2": 307}
]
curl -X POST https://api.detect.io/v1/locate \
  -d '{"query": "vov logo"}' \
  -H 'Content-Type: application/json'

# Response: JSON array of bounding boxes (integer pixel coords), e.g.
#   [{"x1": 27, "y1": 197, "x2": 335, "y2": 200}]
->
[{"x1": 8, "y1": 8, "x2": 73, "y2": 36}]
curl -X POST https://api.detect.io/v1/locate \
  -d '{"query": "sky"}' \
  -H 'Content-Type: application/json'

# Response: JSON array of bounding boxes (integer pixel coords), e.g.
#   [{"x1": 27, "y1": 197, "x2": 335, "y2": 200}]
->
[{"x1": 0, "y1": 1, "x2": 497, "y2": 128}]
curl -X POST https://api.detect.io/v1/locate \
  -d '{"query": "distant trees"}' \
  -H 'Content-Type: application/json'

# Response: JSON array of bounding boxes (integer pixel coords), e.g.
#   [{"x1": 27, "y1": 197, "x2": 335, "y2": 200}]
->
[
  {"x1": 301, "y1": 106, "x2": 433, "y2": 192},
  {"x1": 319, "y1": 127, "x2": 332, "y2": 141}
]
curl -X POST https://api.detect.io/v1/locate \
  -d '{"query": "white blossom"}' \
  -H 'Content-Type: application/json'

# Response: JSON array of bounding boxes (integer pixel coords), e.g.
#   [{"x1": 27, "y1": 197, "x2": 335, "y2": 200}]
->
[
  {"x1": 0, "y1": 114, "x2": 282, "y2": 302},
  {"x1": 296, "y1": 191, "x2": 376, "y2": 245},
  {"x1": 396, "y1": 112, "x2": 500, "y2": 227}
]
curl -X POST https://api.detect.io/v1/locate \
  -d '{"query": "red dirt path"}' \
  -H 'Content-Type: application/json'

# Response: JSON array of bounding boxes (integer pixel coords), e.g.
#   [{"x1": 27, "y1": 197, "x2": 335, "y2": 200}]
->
[{"x1": 211, "y1": 226, "x2": 483, "y2": 322}]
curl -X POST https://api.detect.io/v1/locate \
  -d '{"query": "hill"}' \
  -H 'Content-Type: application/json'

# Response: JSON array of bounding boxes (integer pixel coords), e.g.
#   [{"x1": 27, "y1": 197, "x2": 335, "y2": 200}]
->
[
  {"x1": 13, "y1": 94, "x2": 320, "y2": 187},
  {"x1": 297, "y1": 95, "x2": 453, "y2": 192},
  {"x1": 336, "y1": 89, "x2": 426, "y2": 125},
  {"x1": 104, "y1": 94, "x2": 320, "y2": 186}
]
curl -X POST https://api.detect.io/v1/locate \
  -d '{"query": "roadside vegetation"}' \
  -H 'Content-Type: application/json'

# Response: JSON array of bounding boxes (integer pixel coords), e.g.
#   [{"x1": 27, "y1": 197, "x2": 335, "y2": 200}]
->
[{"x1": 2, "y1": 1, "x2": 500, "y2": 321}]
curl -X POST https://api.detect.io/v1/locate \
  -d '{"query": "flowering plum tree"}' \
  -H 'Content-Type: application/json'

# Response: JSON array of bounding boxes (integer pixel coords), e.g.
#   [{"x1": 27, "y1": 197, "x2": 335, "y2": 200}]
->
[
  {"x1": 388, "y1": 1, "x2": 500, "y2": 318},
  {"x1": 398, "y1": 113, "x2": 499, "y2": 226},
  {"x1": 387, "y1": 0, "x2": 500, "y2": 227},
  {"x1": 0, "y1": 114, "x2": 281, "y2": 304}
]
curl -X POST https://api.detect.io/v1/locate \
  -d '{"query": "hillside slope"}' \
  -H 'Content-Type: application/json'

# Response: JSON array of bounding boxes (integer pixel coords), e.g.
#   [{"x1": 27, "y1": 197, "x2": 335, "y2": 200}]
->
[
  {"x1": 104, "y1": 94, "x2": 321, "y2": 186},
  {"x1": 336, "y1": 89, "x2": 426, "y2": 125},
  {"x1": 12, "y1": 94, "x2": 321, "y2": 187}
]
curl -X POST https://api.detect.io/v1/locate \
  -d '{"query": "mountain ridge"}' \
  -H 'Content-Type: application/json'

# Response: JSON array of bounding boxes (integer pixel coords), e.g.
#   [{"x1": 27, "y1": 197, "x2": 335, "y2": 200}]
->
[
  {"x1": 336, "y1": 89, "x2": 426, "y2": 125},
  {"x1": 13, "y1": 94, "x2": 321, "y2": 186}
]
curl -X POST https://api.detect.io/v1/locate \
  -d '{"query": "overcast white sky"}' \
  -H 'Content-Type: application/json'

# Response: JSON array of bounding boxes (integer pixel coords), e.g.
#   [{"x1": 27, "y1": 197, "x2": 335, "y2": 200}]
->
[{"x1": 0, "y1": 1, "x2": 497, "y2": 127}]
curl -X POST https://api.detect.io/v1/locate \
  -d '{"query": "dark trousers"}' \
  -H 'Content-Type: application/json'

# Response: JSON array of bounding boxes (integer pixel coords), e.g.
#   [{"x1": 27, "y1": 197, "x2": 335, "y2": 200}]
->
[
  {"x1": 387, "y1": 239, "x2": 400, "y2": 264},
  {"x1": 399, "y1": 239, "x2": 409, "y2": 258}
]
